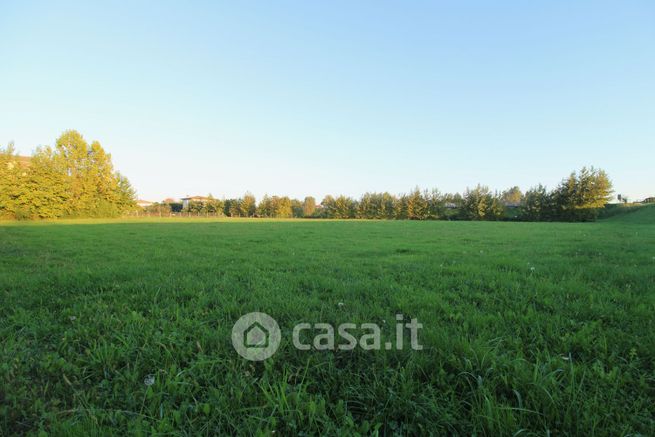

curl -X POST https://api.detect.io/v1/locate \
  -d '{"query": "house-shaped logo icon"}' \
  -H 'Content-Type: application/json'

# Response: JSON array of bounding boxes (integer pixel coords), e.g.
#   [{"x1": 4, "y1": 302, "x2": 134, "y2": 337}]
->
[
  {"x1": 243, "y1": 321, "x2": 269, "y2": 348},
  {"x1": 232, "y1": 312, "x2": 281, "y2": 361}
]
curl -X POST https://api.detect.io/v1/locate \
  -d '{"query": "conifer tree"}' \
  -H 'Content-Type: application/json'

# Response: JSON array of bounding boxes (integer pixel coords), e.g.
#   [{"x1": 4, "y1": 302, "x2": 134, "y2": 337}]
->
[{"x1": 406, "y1": 188, "x2": 429, "y2": 220}]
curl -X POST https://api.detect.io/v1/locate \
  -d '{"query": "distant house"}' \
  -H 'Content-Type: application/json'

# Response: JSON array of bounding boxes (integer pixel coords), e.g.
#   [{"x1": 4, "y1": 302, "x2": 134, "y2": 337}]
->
[
  {"x1": 643, "y1": 197, "x2": 655, "y2": 204},
  {"x1": 444, "y1": 202, "x2": 458, "y2": 209},
  {"x1": 136, "y1": 199, "x2": 154, "y2": 208},
  {"x1": 181, "y1": 196, "x2": 211, "y2": 209}
]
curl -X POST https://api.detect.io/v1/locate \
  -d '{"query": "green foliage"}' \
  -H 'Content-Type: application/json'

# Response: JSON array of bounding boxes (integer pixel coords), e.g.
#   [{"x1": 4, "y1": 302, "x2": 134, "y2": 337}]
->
[
  {"x1": 206, "y1": 195, "x2": 225, "y2": 214},
  {"x1": 168, "y1": 202, "x2": 183, "y2": 213},
  {"x1": 333, "y1": 195, "x2": 356, "y2": 219},
  {"x1": 393, "y1": 194, "x2": 408, "y2": 219},
  {"x1": 188, "y1": 201, "x2": 204, "y2": 213},
  {"x1": 115, "y1": 173, "x2": 138, "y2": 214},
  {"x1": 552, "y1": 167, "x2": 613, "y2": 221},
  {"x1": 258, "y1": 196, "x2": 293, "y2": 218},
  {"x1": 317, "y1": 195, "x2": 357, "y2": 219},
  {"x1": 1, "y1": 216, "x2": 654, "y2": 434},
  {"x1": 257, "y1": 195, "x2": 273, "y2": 217},
  {"x1": 460, "y1": 185, "x2": 488, "y2": 220},
  {"x1": 1, "y1": 147, "x2": 615, "y2": 224},
  {"x1": 485, "y1": 192, "x2": 505, "y2": 221},
  {"x1": 291, "y1": 199, "x2": 304, "y2": 218},
  {"x1": 520, "y1": 167, "x2": 613, "y2": 222},
  {"x1": 320, "y1": 195, "x2": 336, "y2": 218},
  {"x1": 240, "y1": 193, "x2": 257, "y2": 217},
  {"x1": 272, "y1": 196, "x2": 293, "y2": 218},
  {"x1": 425, "y1": 189, "x2": 445, "y2": 219},
  {"x1": 0, "y1": 131, "x2": 136, "y2": 219},
  {"x1": 144, "y1": 202, "x2": 172, "y2": 215},
  {"x1": 501, "y1": 186, "x2": 523, "y2": 205},
  {"x1": 302, "y1": 196, "x2": 316, "y2": 218},
  {"x1": 0, "y1": 142, "x2": 24, "y2": 218},
  {"x1": 460, "y1": 185, "x2": 504, "y2": 220},
  {"x1": 521, "y1": 184, "x2": 552, "y2": 221},
  {"x1": 223, "y1": 198, "x2": 240, "y2": 217},
  {"x1": 406, "y1": 188, "x2": 429, "y2": 220}
]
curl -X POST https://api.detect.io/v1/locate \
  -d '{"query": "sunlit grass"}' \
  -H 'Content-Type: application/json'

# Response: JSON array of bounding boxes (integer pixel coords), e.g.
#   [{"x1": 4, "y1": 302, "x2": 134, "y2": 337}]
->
[{"x1": 1, "y1": 209, "x2": 654, "y2": 434}]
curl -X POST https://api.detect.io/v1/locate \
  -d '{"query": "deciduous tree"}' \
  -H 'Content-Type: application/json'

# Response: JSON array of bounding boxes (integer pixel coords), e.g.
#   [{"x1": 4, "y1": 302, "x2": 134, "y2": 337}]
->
[{"x1": 302, "y1": 196, "x2": 316, "y2": 217}]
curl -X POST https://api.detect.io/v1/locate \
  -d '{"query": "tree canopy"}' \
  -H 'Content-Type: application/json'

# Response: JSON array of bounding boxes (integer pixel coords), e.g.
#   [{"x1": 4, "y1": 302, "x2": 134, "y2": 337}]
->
[{"x1": 1, "y1": 130, "x2": 136, "y2": 219}]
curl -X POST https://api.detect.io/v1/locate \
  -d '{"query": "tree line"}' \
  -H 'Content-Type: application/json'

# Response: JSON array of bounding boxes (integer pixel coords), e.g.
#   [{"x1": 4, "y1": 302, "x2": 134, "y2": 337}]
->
[
  {"x1": 1, "y1": 130, "x2": 136, "y2": 219},
  {"x1": 146, "y1": 167, "x2": 613, "y2": 222},
  {"x1": 2, "y1": 131, "x2": 614, "y2": 222}
]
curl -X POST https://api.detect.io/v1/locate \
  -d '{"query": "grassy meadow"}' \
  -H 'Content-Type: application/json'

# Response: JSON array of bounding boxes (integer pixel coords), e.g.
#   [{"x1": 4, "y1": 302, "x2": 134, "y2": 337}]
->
[{"x1": 1, "y1": 207, "x2": 654, "y2": 435}]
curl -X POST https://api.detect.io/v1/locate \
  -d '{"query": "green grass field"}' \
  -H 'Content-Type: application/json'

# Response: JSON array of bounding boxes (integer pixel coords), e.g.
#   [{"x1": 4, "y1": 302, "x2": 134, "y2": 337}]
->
[{"x1": 1, "y1": 207, "x2": 654, "y2": 435}]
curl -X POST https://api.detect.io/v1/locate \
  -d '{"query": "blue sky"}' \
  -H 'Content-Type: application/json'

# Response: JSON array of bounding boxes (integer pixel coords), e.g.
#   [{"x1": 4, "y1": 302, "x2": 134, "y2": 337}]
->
[{"x1": 1, "y1": 1, "x2": 653, "y2": 202}]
